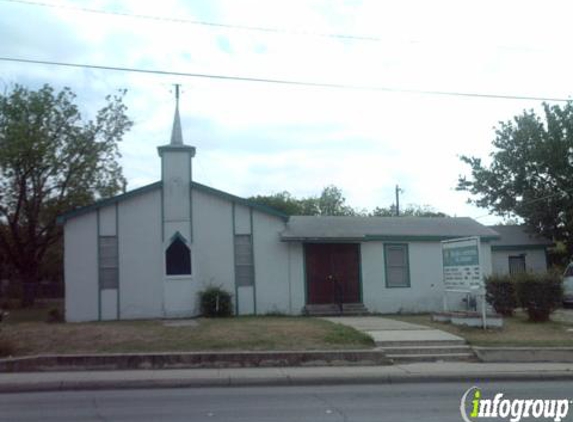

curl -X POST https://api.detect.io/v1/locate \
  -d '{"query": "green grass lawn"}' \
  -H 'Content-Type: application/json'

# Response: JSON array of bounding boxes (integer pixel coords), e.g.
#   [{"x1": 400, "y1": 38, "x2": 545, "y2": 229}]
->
[
  {"x1": 0, "y1": 307, "x2": 374, "y2": 357},
  {"x1": 388, "y1": 311, "x2": 573, "y2": 347}
]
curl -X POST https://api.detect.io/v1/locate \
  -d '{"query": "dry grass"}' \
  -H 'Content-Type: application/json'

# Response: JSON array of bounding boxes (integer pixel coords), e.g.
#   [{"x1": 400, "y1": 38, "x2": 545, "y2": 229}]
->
[
  {"x1": 388, "y1": 311, "x2": 573, "y2": 347},
  {"x1": 0, "y1": 299, "x2": 63, "y2": 323},
  {"x1": 0, "y1": 316, "x2": 374, "y2": 357}
]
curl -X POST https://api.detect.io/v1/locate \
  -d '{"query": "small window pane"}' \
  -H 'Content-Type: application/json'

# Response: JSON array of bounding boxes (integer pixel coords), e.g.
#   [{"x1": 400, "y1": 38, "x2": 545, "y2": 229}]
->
[
  {"x1": 100, "y1": 268, "x2": 118, "y2": 289},
  {"x1": 387, "y1": 268, "x2": 407, "y2": 287},
  {"x1": 235, "y1": 235, "x2": 251, "y2": 245},
  {"x1": 387, "y1": 247, "x2": 406, "y2": 266},
  {"x1": 236, "y1": 265, "x2": 254, "y2": 287},
  {"x1": 100, "y1": 256, "x2": 118, "y2": 268}
]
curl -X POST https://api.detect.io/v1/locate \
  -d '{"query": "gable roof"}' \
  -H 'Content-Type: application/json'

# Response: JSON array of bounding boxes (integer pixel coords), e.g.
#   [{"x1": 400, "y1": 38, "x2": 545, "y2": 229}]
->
[
  {"x1": 56, "y1": 182, "x2": 163, "y2": 224},
  {"x1": 191, "y1": 182, "x2": 289, "y2": 220},
  {"x1": 488, "y1": 225, "x2": 553, "y2": 249},
  {"x1": 281, "y1": 216, "x2": 500, "y2": 242},
  {"x1": 57, "y1": 181, "x2": 289, "y2": 224}
]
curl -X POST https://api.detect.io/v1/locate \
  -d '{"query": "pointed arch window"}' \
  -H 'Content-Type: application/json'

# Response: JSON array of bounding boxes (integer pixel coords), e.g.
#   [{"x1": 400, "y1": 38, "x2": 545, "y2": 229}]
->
[{"x1": 166, "y1": 233, "x2": 191, "y2": 276}]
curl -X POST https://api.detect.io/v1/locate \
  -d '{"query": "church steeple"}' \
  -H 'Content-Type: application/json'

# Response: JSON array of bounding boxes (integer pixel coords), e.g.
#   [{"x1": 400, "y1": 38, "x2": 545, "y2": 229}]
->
[
  {"x1": 158, "y1": 84, "x2": 196, "y2": 244},
  {"x1": 170, "y1": 84, "x2": 184, "y2": 146}
]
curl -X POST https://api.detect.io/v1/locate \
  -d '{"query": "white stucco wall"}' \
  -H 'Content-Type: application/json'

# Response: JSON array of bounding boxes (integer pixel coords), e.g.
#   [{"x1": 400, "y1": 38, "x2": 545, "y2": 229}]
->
[
  {"x1": 100, "y1": 289, "x2": 118, "y2": 320},
  {"x1": 118, "y1": 189, "x2": 163, "y2": 319},
  {"x1": 64, "y1": 212, "x2": 98, "y2": 322},
  {"x1": 162, "y1": 151, "x2": 191, "y2": 229},
  {"x1": 237, "y1": 285, "x2": 254, "y2": 315},
  {"x1": 98, "y1": 205, "x2": 116, "y2": 236},
  {"x1": 191, "y1": 188, "x2": 235, "y2": 313},
  {"x1": 492, "y1": 248, "x2": 548, "y2": 275},
  {"x1": 234, "y1": 204, "x2": 251, "y2": 235},
  {"x1": 287, "y1": 243, "x2": 305, "y2": 314},
  {"x1": 252, "y1": 211, "x2": 290, "y2": 315},
  {"x1": 361, "y1": 241, "x2": 445, "y2": 314}
]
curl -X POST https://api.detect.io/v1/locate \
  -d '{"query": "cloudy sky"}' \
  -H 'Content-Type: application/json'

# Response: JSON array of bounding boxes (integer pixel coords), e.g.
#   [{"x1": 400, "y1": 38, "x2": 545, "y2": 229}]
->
[{"x1": 1, "y1": 0, "x2": 572, "y2": 223}]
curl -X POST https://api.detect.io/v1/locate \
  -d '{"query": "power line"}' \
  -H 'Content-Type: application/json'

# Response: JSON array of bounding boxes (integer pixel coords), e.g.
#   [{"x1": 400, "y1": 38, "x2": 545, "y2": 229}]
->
[
  {"x1": 0, "y1": 0, "x2": 559, "y2": 56},
  {"x1": 0, "y1": 0, "x2": 384, "y2": 42},
  {"x1": 1, "y1": 56, "x2": 571, "y2": 102}
]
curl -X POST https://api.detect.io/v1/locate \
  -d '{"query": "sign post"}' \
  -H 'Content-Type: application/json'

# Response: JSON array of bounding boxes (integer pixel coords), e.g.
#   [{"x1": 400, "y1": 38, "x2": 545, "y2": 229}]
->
[{"x1": 442, "y1": 237, "x2": 487, "y2": 329}]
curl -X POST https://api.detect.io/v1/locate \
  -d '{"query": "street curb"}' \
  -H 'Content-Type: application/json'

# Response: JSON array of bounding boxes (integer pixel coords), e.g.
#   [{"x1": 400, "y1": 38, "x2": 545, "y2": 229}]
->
[
  {"x1": 0, "y1": 350, "x2": 391, "y2": 373},
  {"x1": 473, "y1": 347, "x2": 573, "y2": 363},
  {"x1": 2, "y1": 371, "x2": 573, "y2": 393}
]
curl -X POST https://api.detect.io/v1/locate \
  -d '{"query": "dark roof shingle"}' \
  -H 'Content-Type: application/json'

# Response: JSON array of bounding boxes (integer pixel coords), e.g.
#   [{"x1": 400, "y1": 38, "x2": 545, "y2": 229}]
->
[
  {"x1": 281, "y1": 216, "x2": 499, "y2": 241},
  {"x1": 488, "y1": 225, "x2": 553, "y2": 248}
]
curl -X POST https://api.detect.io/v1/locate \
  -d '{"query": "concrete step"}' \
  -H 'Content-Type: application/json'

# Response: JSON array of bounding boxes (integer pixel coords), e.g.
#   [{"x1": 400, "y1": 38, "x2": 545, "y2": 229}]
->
[
  {"x1": 386, "y1": 352, "x2": 477, "y2": 363},
  {"x1": 304, "y1": 303, "x2": 369, "y2": 316},
  {"x1": 377, "y1": 345, "x2": 473, "y2": 355},
  {"x1": 307, "y1": 311, "x2": 370, "y2": 316},
  {"x1": 374, "y1": 339, "x2": 466, "y2": 347}
]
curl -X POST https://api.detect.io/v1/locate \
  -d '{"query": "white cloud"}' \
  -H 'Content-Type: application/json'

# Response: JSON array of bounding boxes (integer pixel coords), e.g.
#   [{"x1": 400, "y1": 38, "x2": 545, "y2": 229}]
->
[{"x1": 1, "y1": 0, "x2": 570, "y2": 223}]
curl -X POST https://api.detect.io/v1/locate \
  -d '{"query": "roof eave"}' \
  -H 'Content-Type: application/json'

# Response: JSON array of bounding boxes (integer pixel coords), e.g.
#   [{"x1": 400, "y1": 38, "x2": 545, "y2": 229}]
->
[
  {"x1": 281, "y1": 234, "x2": 501, "y2": 242},
  {"x1": 491, "y1": 244, "x2": 554, "y2": 251}
]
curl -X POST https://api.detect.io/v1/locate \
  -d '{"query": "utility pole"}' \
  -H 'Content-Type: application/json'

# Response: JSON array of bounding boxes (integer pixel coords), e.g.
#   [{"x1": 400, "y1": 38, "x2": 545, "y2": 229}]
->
[{"x1": 395, "y1": 184, "x2": 403, "y2": 216}]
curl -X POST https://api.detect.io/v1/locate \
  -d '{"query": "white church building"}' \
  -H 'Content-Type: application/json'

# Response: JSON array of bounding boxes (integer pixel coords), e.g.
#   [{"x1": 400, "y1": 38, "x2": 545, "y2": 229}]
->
[{"x1": 60, "y1": 101, "x2": 510, "y2": 322}]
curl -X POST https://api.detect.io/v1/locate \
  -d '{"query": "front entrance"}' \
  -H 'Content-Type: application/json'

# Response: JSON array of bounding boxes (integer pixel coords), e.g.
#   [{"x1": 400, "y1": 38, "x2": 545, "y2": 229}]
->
[{"x1": 305, "y1": 243, "x2": 361, "y2": 304}]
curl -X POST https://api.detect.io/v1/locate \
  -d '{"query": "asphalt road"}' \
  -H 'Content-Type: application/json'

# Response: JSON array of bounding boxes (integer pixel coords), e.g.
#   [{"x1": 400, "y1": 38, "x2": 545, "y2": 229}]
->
[{"x1": 0, "y1": 381, "x2": 571, "y2": 422}]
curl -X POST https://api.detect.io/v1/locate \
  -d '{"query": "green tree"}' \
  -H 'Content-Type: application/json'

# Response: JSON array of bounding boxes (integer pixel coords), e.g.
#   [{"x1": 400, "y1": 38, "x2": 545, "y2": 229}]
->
[
  {"x1": 316, "y1": 185, "x2": 357, "y2": 216},
  {"x1": 248, "y1": 191, "x2": 302, "y2": 215},
  {"x1": 370, "y1": 204, "x2": 447, "y2": 217},
  {"x1": 0, "y1": 84, "x2": 132, "y2": 306},
  {"x1": 251, "y1": 185, "x2": 444, "y2": 218},
  {"x1": 250, "y1": 185, "x2": 357, "y2": 216},
  {"x1": 457, "y1": 102, "x2": 573, "y2": 256}
]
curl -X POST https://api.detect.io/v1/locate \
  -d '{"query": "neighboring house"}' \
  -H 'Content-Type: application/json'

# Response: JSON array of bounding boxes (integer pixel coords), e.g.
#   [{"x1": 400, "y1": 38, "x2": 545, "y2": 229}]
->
[
  {"x1": 488, "y1": 225, "x2": 553, "y2": 275},
  {"x1": 59, "y1": 104, "x2": 501, "y2": 322}
]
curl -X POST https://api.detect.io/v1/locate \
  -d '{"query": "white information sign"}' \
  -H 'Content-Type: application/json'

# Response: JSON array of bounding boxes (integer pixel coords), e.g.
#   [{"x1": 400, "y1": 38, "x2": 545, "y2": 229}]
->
[{"x1": 442, "y1": 237, "x2": 482, "y2": 290}]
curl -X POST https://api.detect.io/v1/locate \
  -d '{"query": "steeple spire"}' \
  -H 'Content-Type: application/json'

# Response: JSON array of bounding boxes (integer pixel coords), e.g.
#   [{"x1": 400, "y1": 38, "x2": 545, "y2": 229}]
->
[{"x1": 170, "y1": 84, "x2": 183, "y2": 145}]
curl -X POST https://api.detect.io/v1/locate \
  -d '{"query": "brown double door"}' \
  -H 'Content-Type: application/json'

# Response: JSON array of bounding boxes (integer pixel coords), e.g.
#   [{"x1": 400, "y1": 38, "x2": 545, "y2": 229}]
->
[{"x1": 305, "y1": 243, "x2": 361, "y2": 304}]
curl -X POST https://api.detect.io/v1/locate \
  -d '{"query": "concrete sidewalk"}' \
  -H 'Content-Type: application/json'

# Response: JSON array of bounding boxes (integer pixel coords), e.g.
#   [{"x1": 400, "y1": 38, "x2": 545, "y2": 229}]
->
[
  {"x1": 1, "y1": 362, "x2": 573, "y2": 393},
  {"x1": 321, "y1": 316, "x2": 465, "y2": 344}
]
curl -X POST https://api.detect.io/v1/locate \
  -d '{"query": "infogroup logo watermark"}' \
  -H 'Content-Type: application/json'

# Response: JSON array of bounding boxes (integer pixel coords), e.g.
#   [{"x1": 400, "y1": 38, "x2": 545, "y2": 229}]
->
[{"x1": 460, "y1": 387, "x2": 571, "y2": 422}]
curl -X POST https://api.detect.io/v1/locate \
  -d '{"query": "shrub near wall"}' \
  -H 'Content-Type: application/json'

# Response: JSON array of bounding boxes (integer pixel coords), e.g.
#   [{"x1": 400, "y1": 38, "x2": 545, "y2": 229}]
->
[
  {"x1": 516, "y1": 271, "x2": 563, "y2": 322},
  {"x1": 485, "y1": 275, "x2": 518, "y2": 316},
  {"x1": 199, "y1": 286, "x2": 233, "y2": 317}
]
